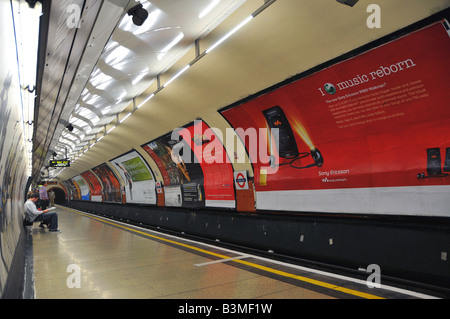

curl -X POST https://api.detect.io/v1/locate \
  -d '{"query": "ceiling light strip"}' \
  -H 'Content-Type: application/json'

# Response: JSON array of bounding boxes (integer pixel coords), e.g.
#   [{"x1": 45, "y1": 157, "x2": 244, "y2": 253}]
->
[
  {"x1": 163, "y1": 65, "x2": 190, "y2": 88},
  {"x1": 119, "y1": 112, "x2": 132, "y2": 123},
  {"x1": 205, "y1": 15, "x2": 253, "y2": 54},
  {"x1": 106, "y1": 125, "x2": 116, "y2": 134},
  {"x1": 137, "y1": 93, "x2": 154, "y2": 109},
  {"x1": 199, "y1": 0, "x2": 220, "y2": 19}
]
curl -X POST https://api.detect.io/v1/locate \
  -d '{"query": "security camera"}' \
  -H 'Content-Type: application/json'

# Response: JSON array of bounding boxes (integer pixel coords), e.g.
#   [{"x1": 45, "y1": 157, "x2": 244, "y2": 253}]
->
[{"x1": 127, "y1": 4, "x2": 148, "y2": 26}]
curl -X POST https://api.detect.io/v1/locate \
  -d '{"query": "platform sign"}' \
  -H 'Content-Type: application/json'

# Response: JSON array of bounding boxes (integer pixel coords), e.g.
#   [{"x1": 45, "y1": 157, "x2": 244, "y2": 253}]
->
[
  {"x1": 49, "y1": 160, "x2": 70, "y2": 167},
  {"x1": 156, "y1": 181, "x2": 163, "y2": 194},
  {"x1": 234, "y1": 171, "x2": 249, "y2": 190}
]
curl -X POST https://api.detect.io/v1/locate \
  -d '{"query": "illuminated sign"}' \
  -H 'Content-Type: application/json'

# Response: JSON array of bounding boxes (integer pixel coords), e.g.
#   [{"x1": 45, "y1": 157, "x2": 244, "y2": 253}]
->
[{"x1": 49, "y1": 160, "x2": 70, "y2": 167}]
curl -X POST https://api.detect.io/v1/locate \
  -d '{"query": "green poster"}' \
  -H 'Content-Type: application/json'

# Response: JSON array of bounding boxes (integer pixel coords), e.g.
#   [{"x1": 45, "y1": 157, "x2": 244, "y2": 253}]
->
[{"x1": 121, "y1": 156, "x2": 152, "y2": 181}]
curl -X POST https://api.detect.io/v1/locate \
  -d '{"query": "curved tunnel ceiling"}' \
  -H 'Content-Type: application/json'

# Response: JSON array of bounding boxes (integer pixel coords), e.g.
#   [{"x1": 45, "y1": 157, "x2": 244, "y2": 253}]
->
[
  {"x1": 33, "y1": 0, "x2": 450, "y2": 182},
  {"x1": 59, "y1": 0, "x2": 248, "y2": 159}
]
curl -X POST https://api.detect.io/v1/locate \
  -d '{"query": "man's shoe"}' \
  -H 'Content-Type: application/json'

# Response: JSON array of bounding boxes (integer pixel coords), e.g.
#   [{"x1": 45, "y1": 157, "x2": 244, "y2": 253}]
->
[
  {"x1": 39, "y1": 222, "x2": 46, "y2": 228},
  {"x1": 49, "y1": 229, "x2": 61, "y2": 233}
]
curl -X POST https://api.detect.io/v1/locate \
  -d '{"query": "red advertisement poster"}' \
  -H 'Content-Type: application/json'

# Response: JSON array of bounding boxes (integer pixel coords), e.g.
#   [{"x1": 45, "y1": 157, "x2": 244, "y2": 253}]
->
[
  {"x1": 179, "y1": 120, "x2": 235, "y2": 208},
  {"x1": 81, "y1": 170, "x2": 103, "y2": 202},
  {"x1": 142, "y1": 120, "x2": 235, "y2": 208},
  {"x1": 221, "y1": 22, "x2": 450, "y2": 216},
  {"x1": 142, "y1": 129, "x2": 204, "y2": 208},
  {"x1": 91, "y1": 163, "x2": 122, "y2": 203}
]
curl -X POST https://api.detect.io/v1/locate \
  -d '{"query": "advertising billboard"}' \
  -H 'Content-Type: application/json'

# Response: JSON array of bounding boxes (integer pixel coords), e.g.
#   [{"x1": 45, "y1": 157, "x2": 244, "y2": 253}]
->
[
  {"x1": 142, "y1": 126, "x2": 205, "y2": 208},
  {"x1": 91, "y1": 163, "x2": 122, "y2": 203},
  {"x1": 81, "y1": 170, "x2": 103, "y2": 202},
  {"x1": 110, "y1": 150, "x2": 157, "y2": 205},
  {"x1": 179, "y1": 120, "x2": 235, "y2": 208},
  {"x1": 66, "y1": 179, "x2": 81, "y2": 201},
  {"x1": 72, "y1": 175, "x2": 90, "y2": 201},
  {"x1": 220, "y1": 22, "x2": 450, "y2": 216},
  {"x1": 142, "y1": 120, "x2": 235, "y2": 208}
]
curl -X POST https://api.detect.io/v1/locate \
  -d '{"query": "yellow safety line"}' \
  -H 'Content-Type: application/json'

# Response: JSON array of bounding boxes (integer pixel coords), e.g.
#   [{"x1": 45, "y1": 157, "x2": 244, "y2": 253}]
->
[
  {"x1": 234, "y1": 259, "x2": 384, "y2": 299},
  {"x1": 62, "y1": 207, "x2": 384, "y2": 299}
]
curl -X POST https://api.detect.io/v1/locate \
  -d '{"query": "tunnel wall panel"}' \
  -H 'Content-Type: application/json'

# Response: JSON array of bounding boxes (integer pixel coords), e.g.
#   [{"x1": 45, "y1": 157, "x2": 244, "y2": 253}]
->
[{"x1": 0, "y1": 1, "x2": 32, "y2": 298}]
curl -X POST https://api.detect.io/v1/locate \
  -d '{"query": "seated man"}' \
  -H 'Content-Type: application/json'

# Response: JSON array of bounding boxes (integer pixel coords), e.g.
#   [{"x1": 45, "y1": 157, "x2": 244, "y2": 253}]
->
[{"x1": 24, "y1": 192, "x2": 61, "y2": 233}]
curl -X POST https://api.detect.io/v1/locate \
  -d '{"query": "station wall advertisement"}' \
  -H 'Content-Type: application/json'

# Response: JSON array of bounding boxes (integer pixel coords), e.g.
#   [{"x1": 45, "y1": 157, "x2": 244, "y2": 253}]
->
[
  {"x1": 110, "y1": 150, "x2": 157, "y2": 205},
  {"x1": 81, "y1": 170, "x2": 103, "y2": 202},
  {"x1": 91, "y1": 163, "x2": 122, "y2": 203},
  {"x1": 142, "y1": 120, "x2": 235, "y2": 208},
  {"x1": 72, "y1": 175, "x2": 90, "y2": 201},
  {"x1": 220, "y1": 22, "x2": 450, "y2": 216},
  {"x1": 65, "y1": 179, "x2": 81, "y2": 201}
]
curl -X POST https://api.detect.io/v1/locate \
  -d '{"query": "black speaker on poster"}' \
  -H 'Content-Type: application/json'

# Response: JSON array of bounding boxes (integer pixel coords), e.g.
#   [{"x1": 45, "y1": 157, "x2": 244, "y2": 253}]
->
[
  {"x1": 443, "y1": 147, "x2": 450, "y2": 173},
  {"x1": 263, "y1": 106, "x2": 299, "y2": 159},
  {"x1": 426, "y1": 148, "x2": 442, "y2": 176},
  {"x1": 336, "y1": 0, "x2": 359, "y2": 7}
]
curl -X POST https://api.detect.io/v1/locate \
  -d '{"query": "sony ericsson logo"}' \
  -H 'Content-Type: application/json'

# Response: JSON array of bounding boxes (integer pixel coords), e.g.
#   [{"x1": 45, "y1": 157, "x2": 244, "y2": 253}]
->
[{"x1": 323, "y1": 83, "x2": 336, "y2": 95}]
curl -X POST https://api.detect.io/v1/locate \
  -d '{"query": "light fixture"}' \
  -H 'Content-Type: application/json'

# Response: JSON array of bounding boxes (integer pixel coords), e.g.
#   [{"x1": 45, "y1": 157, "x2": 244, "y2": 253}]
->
[
  {"x1": 106, "y1": 125, "x2": 116, "y2": 134},
  {"x1": 336, "y1": 0, "x2": 359, "y2": 7},
  {"x1": 66, "y1": 124, "x2": 74, "y2": 132},
  {"x1": 25, "y1": 84, "x2": 35, "y2": 93},
  {"x1": 25, "y1": 0, "x2": 40, "y2": 9},
  {"x1": 137, "y1": 93, "x2": 154, "y2": 108},
  {"x1": 205, "y1": 15, "x2": 253, "y2": 54},
  {"x1": 157, "y1": 32, "x2": 184, "y2": 60},
  {"x1": 199, "y1": 0, "x2": 220, "y2": 19},
  {"x1": 163, "y1": 65, "x2": 190, "y2": 88},
  {"x1": 119, "y1": 112, "x2": 131, "y2": 123},
  {"x1": 127, "y1": 4, "x2": 148, "y2": 26},
  {"x1": 13, "y1": 0, "x2": 42, "y2": 177}
]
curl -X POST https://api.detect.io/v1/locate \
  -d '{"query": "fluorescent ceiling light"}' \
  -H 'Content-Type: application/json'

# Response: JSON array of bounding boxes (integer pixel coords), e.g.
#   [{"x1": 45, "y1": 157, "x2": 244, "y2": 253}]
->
[
  {"x1": 13, "y1": 1, "x2": 42, "y2": 176},
  {"x1": 162, "y1": 32, "x2": 184, "y2": 52},
  {"x1": 137, "y1": 93, "x2": 154, "y2": 108},
  {"x1": 206, "y1": 15, "x2": 253, "y2": 53},
  {"x1": 132, "y1": 70, "x2": 149, "y2": 85},
  {"x1": 157, "y1": 32, "x2": 184, "y2": 60},
  {"x1": 18, "y1": 1, "x2": 41, "y2": 88},
  {"x1": 119, "y1": 112, "x2": 131, "y2": 123},
  {"x1": 95, "y1": 80, "x2": 113, "y2": 90},
  {"x1": 163, "y1": 65, "x2": 190, "y2": 87},
  {"x1": 78, "y1": 108, "x2": 99, "y2": 121},
  {"x1": 90, "y1": 72, "x2": 113, "y2": 87},
  {"x1": 104, "y1": 40, "x2": 119, "y2": 53},
  {"x1": 104, "y1": 45, "x2": 131, "y2": 65},
  {"x1": 199, "y1": 0, "x2": 220, "y2": 19},
  {"x1": 106, "y1": 126, "x2": 116, "y2": 134},
  {"x1": 71, "y1": 117, "x2": 91, "y2": 128}
]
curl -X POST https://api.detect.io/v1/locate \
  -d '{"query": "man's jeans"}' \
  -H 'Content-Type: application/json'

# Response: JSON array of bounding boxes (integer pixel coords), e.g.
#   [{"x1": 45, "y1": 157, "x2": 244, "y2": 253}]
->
[{"x1": 34, "y1": 212, "x2": 58, "y2": 230}]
